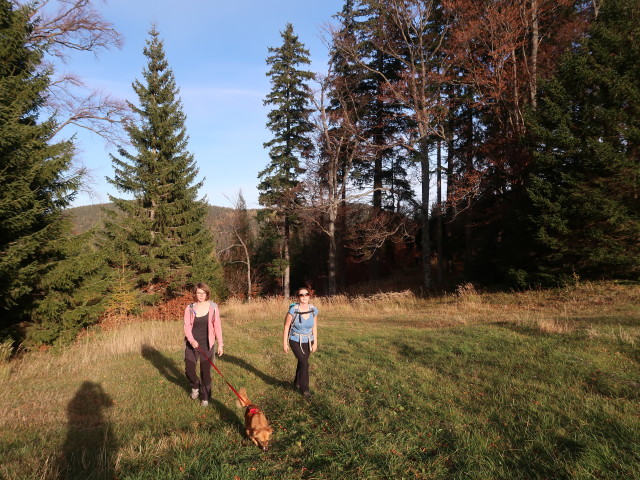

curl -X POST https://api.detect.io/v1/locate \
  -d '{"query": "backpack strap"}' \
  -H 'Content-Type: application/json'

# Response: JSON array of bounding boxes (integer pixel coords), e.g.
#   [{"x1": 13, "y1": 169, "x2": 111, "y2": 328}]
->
[{"x1": 289, "y1": 303, "x2": 300, "y2": 324}]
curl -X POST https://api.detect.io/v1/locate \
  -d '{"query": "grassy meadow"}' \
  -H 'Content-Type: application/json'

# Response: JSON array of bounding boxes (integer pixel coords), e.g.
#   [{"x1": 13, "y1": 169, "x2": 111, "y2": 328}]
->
[{"x1": 1, "y1": 281, "x2": 639, "y2": 479}]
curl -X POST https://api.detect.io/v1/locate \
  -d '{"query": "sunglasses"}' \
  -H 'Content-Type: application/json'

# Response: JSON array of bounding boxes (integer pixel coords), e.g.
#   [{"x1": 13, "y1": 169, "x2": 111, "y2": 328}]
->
[{"x1": 298, "y1": 293, "x2": 310, "y2": 297}]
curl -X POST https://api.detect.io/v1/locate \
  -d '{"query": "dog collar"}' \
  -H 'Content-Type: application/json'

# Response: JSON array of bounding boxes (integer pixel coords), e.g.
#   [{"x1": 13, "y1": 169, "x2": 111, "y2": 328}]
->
[{"x1": 248, "y1": 407, "x2": 260, "y2": 415}]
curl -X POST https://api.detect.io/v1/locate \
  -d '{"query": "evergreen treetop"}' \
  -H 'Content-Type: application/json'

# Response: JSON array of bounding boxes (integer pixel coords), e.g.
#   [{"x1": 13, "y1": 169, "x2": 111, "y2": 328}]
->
[
  {"x1": 332, "y1": 0, "x2": 411, "y2": 211},
  {"x1": 259, "y1": 22, "x2": 315, "y2": 210},
  {"x1": 104, "y1": 26, "x2": 222, "y2": 300},
  {"x1": 257, "y1": 22, "x2": 316, "y2": 296}
]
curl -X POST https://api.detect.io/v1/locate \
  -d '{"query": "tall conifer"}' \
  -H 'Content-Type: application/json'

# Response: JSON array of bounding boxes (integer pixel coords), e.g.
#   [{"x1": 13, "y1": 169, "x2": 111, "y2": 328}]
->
[
  {"x1": 341, "y1": 0, "x2": 411, "y2": 212},
  {"x1": 104, "y1": 26, "x2": 222, "y2": 301},
  {"x1": 524, "y1": 0, "x2": 640, "y2": 284},
  {"x1": 259, "y1": 23, "x2": 314, "y2": 296},
  {"x1": 0, "y1": 1, "x2": 80, "y2": 331}
]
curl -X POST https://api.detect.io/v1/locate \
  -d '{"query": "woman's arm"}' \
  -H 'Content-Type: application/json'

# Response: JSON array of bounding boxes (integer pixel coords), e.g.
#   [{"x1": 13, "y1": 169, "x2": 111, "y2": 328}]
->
[
  {"x1": 283, "y1": 312, "x2": 293, "y2": 353},
  {"x1": 212, "y1": 303, "x2": 223, "y2": 356},
  {"x1": 183, "y1": 306, "x2": 198, "y2": 348},
  {"x1": 311, "y1": 313, "x2": 318, "y2": 353}
]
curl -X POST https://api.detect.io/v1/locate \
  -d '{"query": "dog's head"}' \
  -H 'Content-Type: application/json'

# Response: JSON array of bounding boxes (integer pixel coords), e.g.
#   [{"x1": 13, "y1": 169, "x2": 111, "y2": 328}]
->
[{"x1": 251, "y1": 424, "x2": 273, "y2": 451}]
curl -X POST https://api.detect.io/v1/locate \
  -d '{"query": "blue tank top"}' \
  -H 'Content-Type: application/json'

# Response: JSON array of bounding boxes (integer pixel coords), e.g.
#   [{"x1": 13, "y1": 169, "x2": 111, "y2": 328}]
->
[{"x1": 288, "y1": 304, "x2": 318, "y2": 343}]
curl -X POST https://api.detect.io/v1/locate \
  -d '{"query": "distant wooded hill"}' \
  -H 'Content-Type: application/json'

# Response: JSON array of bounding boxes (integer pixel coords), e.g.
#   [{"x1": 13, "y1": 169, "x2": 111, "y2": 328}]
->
[{"x1": 67, "y1": 203, "x2": 245, "y2": 234}]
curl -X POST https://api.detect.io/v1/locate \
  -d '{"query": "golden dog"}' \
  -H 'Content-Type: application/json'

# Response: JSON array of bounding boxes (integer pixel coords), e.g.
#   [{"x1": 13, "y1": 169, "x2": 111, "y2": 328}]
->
[{"x1": 236, "y1": 388, "x2": 273, "y2": 451}]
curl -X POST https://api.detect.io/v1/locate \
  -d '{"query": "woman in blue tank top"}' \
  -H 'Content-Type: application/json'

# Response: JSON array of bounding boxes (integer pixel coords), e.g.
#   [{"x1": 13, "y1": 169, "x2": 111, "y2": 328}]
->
[{"x1": 282, "y1": 286, "x2": 318, "y2": 397}]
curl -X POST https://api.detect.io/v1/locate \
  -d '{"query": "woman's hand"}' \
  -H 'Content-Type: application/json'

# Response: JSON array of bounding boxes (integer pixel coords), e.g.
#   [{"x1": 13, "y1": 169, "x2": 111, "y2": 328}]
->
[
  {"x1": 311, "y1": 342, "x2": 318, "y2": 353},
  {"x1": 217, "y1": 345, "x2": 224, "y2": 357},
  {"x1": 191, "y1": 340, "x2": 199, "y2": 349},
  {"x1": 283, "y1": 342, "x2": 289, "y2": 354}
]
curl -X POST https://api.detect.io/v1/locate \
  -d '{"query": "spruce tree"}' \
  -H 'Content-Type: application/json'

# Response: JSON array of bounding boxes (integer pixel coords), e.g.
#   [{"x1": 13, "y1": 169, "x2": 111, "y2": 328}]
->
[
  {"x1": 0, "y1": 1, "x2": 80, "y2": 332},
  {"x1": 524, "y1": 0, "x2": 640, "y2": 284},
  {"x1": 258, "y1": 23, "x2": 314, "y2": 296},
  {"x1": 343, "y1": 0, "x2": 411, "y2": 212},
  {"x1": 104, "y1": 26, "x2": 222, "y2": 302}
]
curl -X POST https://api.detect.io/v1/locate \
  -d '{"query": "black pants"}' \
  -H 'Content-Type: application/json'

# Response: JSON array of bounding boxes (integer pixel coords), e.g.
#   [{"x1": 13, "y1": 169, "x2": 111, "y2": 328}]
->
[
  {"x1": 290, "y1": 339, "x2": 313, "y2": 393},
  {"x1": 184, "y1": 343, "x2": 214, "y2": 401}
]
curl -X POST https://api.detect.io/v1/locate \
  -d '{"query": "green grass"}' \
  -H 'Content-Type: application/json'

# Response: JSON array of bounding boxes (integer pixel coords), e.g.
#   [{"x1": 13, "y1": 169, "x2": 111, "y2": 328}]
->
[{"x1": 1, "y1": 282, "x2": 639, "y2": 479}]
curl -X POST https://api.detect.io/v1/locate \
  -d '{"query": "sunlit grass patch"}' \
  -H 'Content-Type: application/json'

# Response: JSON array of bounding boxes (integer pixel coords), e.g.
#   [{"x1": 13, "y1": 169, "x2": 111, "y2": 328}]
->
[{"x1": 1, "y1": 281, "x2": 638, "y2": 479}]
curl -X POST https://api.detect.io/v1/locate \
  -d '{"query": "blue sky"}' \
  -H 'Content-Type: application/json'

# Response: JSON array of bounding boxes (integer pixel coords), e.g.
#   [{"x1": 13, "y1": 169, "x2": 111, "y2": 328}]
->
[{"x1": 61, "y1": 0, "x2": 345, "y2": 208}]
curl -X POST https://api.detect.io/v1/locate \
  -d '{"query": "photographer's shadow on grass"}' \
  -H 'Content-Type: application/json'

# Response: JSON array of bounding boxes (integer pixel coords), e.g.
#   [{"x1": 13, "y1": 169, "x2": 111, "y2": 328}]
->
[
  {"x1": 141, "y1": 343, "x2": 188, "y2": 393},
  {"x1": 221, "y1": 354, "x2": 290, "y2": 389},
  {"x1": 60, "y1": 381, "x2": 117, "y2": 480}
]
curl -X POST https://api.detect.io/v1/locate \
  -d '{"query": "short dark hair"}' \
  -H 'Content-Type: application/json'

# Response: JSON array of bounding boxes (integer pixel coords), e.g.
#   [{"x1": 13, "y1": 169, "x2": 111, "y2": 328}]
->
[
  {"x1": 296, "y1": 286, "x2": 311, "y2": 296},
  {"x1": 192, "y1": 282, "x2": 211, "y2": 302}
]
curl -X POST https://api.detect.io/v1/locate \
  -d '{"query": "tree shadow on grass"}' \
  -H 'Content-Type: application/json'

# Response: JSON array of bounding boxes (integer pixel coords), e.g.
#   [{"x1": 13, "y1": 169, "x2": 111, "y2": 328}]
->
[
  {"x1": 141, "y1": 343, "x2": 189, "y2": 393},
  {"x1": 60, "y1": 381, "x2": 117, "y2": 480},
  {"x1": 221, "y1": 354, "x2": 290, "y2": 389}
]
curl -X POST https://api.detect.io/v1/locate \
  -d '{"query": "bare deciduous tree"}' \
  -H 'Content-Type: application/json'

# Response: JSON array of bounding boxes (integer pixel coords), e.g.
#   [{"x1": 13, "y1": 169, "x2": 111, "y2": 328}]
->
[
  {"x1": 343, "y1": 205, "x2": 417, "y2": 263},
  {"x1": 48, "y1": 73, "x2": 129, "y2": 144},
  {"x1": 14, "y1": 0, "x2": 130, "y2": 144},
  {"x1": 22, "y1": 0, "x2": 122, "y2": 57},
  {"x1": 304, "y1": 63, "x2": 418, "y2": 293},
  {"x1": 216, "y1": 193, "x2": 255, "y2": 300},
  {"x1": 305, "y1": 68, "x2": 364, "y2": 294}
]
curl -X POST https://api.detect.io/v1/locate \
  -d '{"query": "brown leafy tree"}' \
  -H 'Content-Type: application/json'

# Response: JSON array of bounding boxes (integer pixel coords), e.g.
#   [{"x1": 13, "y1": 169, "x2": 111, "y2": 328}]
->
[{"x1": 441, "y1": 0, "x2": 594, "y2": 275}]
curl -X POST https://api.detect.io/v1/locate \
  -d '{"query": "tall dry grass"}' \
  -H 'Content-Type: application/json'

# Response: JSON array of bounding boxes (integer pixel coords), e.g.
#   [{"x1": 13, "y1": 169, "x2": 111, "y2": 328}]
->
[{"x1": 3, "y1": 281, "x2": 638, "y2": 383}]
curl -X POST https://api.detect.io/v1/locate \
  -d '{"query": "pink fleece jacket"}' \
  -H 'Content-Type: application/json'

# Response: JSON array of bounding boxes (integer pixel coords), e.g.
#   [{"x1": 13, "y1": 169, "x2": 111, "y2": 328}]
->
[{"x1": 183, "y1": 301, "x2": 223, "y2": 350}]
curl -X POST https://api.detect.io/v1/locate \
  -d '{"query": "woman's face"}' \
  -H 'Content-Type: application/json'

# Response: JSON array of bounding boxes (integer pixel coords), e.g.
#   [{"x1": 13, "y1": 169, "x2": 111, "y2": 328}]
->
[
  {"x1": 195, "y1": 289, "x2": 207, "y2": 302},
  {"x1": 298, "y1": 290, "x2": 310, "y2": 304}
]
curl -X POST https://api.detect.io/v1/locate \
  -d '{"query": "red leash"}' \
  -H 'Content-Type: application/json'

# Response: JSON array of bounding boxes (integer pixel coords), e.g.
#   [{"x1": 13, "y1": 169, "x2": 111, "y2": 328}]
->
[{"x1": 195, "y1": 346, "x2": 248, "y2": 407}]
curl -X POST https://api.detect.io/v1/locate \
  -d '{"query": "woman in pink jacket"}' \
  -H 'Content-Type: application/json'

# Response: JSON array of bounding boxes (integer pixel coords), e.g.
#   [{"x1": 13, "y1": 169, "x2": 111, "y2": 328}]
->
[{"x1": 183, "y1": 282, "x2": 223, "y2": 406}]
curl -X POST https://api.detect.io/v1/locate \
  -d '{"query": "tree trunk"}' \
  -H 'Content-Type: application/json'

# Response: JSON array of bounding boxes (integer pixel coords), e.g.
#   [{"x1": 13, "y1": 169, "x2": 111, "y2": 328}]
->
[
  {"x1": 284, "y1": 216, "x2": 290, "y2": 297},
  {"x1": 371, "y1": 129, "x2": 383, "y2": 282},
  {"x1": 530, "y1": 0, "x2": 539, "y2": 109},
  {"x1": 373, "y1": 154, "x2": 383, "y2": 210},
  {"x1": 445, "y1": 110, "x2": 454, "y2": 276},
  {"x1": 420, "y1": 138, "x2": 431, "y2": 291},
  {"x1": 464, "y1": 218, "x2": 473, "y2": 275},
  {"x1": 246, "y1": 256, "x2": 252, "y2": 301},
  {"x1": 327, "y1": 202, "x2": 337, "y2": 295},
  {"x1": 436, "y1": 139, "x2": 443, "y2": 285},
  {"x1": 242, "y1": 239, "x2": 252, "y2": 301},
  {"x1": 337, "y1": 187, "x2": 347, "y2": 292},
  {"x1": 463, "y1": 106, "x2": 474, "y2": 274}
]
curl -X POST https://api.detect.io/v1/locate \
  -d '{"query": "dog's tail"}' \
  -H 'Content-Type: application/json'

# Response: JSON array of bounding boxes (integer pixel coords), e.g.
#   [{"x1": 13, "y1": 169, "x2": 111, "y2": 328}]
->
[{"x1": 235, "y1": 387, "x2": 251, "y2": 408}]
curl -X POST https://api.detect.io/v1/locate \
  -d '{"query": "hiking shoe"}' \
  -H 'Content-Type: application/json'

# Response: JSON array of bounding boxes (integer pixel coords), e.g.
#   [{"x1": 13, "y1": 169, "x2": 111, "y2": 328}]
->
[
  {"x1": 302, "y1": 390, "x2": 312, "y2": 398},
  {"x1": 201, "y1": 400, "x2": 209, "y2": 407},
  {"x1": 190, "y1": 388, "x2": 199, "y2": 400}
]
